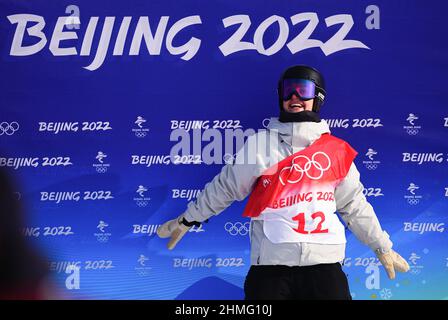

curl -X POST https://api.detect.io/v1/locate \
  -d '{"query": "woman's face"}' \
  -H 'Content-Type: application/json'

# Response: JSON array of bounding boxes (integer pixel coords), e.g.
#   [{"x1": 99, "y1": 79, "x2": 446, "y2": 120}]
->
[{"x1": 282, "y1": 93, "x2": 314, "y2": 113}]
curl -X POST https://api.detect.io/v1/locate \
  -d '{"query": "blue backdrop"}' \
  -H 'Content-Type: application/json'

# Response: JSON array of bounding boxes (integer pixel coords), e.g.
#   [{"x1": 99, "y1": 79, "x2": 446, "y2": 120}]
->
[{"x1": 1, "y1": 0, "x2": 447, "y2": 300}]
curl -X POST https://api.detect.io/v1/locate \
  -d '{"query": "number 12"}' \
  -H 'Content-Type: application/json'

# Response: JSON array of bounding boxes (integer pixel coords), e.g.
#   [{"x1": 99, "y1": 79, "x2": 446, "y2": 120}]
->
[{"x1": 292, "y1": 211, "x2": 329, "y2": 234}]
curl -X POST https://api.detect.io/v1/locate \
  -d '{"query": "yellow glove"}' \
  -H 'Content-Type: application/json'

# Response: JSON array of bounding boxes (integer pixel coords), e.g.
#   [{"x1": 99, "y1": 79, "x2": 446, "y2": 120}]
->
[
  {"x1": 157, "y1": 215, "x2": 193, "y2": 250},
  {"x1": 375, "y1": 249, "x2": 410, "y2": 280}
]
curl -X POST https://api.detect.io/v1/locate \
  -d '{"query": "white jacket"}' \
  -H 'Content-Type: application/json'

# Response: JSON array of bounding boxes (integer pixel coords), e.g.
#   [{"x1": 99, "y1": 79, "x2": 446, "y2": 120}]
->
[{"x1": 183, "y1": 117, "x2": 393, "y2": 266}]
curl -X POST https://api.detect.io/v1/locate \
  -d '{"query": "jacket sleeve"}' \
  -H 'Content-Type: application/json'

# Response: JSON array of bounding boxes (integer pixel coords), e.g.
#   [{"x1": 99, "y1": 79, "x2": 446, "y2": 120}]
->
[
  {"x1": 182, "y1": 134, "x2": 263, "y2": 223},
  {"x1": 334, "y1": 162, "x2": 393, "y2": 252}
]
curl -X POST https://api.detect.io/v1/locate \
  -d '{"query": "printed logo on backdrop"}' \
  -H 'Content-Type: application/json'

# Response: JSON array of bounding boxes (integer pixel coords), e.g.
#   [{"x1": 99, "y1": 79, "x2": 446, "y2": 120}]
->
[
  {"x1": 444, "y1": 117, "x2": 448, "y2": 127},
  {"x1": 363, "y1": 187, "x2": 384, "y2": 198},
  {"x1": 173, "y1": 257, "x2": 245, "y2": 270},
  {"x1": 171, "y1": 120, "x2": 222, "y2": 132},
  {"x1": 5, "y1": 8, "x2": 379, "y2": 71},
  {"x1": 0, "y1": 122, "x2": 20, "y2": 136},
  {"x1": 131, "y1": 155, "x2": 172, "y2": 167},
  {"x1": 93, "y1": 151, "x2": 110, "y2": 173},
  {"x1": 132, "y1": 224, "x2": 160, "y2": 236},
  {"x1": 402, "y1": 153, "x2": 444, "y2": 164},
  {"x1": 50, "y1": 261, "x2": 81, "y2": 274},
  {"x1": 169, "y1": 119, "x2": 248, "y2": 166},
  {"x1": 189, "y1": 224, "x2": 205, "y2": 233},
  {"x1": 169, "y1": 117, "x2": 284, "y2": 167},
  {"x1": 1, "y1": 157, "x2": 73, "y2": 169},
  {"x1": 363, "y1": 148, "x2": 380, "y2": 170},
  {"x1": 132, "y1": 221, "x2": 204, "y2": 236},
  {"x1": 408, "y1": 252, "x2": 424, "y2": 275},
  {"x1": 40, "y1": 190, "x2": 114, "y2": 204},
  {"x1": 172, "y1": 189, "x2": 202, "y2": 201},
  {"x1": 173, "y1": 257, "x2": 213, "y2": 270},
  {"x1": 132, "y1": 116, "x2": 149, "y2": 138},
  {"x1": 445, "y1": 187, "x2": 448, "y2": 197},
  {"x1": 405, "y1": 183, "x2": 423, "y2": 205},
  {"x1": 224, "y1": 222, "x2": 250, "y2": 236},
  {"x1": 324, "y1": 118, "x2": 383, "y2": 129},
  {"x1": 324, "y1": 119, "x2": 350, "y2": 129},
  {"x1": 134, "y1": 185, "x2": 151, "y2": 207},
  {"x1": 403, "y1": 222, "x2": 445, "y2": 234},
  {"x1": 94, "y1": 220, "x2": 111, "y2": 242},
  {"x1": 404, "y1": 113, "x2": 421, "y2": 135},
  {"x1": 169, "y1": 118, "x2": 290, "y2": 167},
  {"x1": 38, "y1": 121, "x2": 112, "y2": 134},
  {"x1": 51, "y1": 260, "x2": 115, "y2": 275},
  {"x1": 135, "y1": 254, "x2": 151, "y2": 276}
]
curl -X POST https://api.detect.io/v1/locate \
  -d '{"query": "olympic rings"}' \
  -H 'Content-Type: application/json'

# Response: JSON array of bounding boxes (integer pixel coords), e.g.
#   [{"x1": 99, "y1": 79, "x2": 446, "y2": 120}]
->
[
  {"x1": 224, "y1": 221, "x2": 250, "y2": 236},
  {"x1": 279, "y1": 151, "x2": 331, "y2": 185}
]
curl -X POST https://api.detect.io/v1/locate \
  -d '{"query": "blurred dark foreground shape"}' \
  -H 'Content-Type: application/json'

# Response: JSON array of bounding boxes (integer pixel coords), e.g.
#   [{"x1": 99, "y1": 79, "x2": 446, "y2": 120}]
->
[{"x1": 0, "y1": 167, "x2": 52, "y2": 299}]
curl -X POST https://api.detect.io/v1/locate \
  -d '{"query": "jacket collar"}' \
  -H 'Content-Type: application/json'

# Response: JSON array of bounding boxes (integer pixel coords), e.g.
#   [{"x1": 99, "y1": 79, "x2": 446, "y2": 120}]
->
[{"x1": 266, "y1": 117, "x2": 331, "y2": 150}]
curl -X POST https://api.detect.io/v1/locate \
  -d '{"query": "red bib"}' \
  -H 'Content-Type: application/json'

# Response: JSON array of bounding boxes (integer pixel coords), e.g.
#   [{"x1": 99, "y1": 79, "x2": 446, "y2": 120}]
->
[{"x1": 242, "y1": 134, "x2": 358, "y2": 244}]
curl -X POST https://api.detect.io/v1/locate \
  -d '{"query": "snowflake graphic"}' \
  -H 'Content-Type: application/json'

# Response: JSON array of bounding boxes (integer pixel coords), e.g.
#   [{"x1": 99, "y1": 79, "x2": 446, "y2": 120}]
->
[{"x1": 380, "y1": 288, "x2": 393, "y2": 300}]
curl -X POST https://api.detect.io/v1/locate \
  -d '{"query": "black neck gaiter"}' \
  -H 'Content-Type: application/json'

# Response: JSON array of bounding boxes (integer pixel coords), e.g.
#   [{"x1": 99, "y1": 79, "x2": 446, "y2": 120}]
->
[{"x1": 279, "y1": 110, "x2": 321, "y2": 123}]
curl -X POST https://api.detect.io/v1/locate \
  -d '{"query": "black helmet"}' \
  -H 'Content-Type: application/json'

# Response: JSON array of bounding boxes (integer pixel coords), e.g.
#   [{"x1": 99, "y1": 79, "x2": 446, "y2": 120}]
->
[{"x1": 277, "y1": 65, "x2": 326, "y2": 113}]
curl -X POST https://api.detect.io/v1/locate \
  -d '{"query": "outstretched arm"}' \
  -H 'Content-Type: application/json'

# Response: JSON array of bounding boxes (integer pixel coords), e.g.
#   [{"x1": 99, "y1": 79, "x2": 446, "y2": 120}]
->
[
  {"x1": 183, "y1": 149, "x2": 260, "y2": 223},
  {"x1": 335, "y1": 162, "x2": 409, "y2": 279},
  {"x1": 158, "y1": 134, "x2": 263, "y2": 249},
  {"x1": 335, "y1": 162, "x2": 392, "y2": 252}
]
